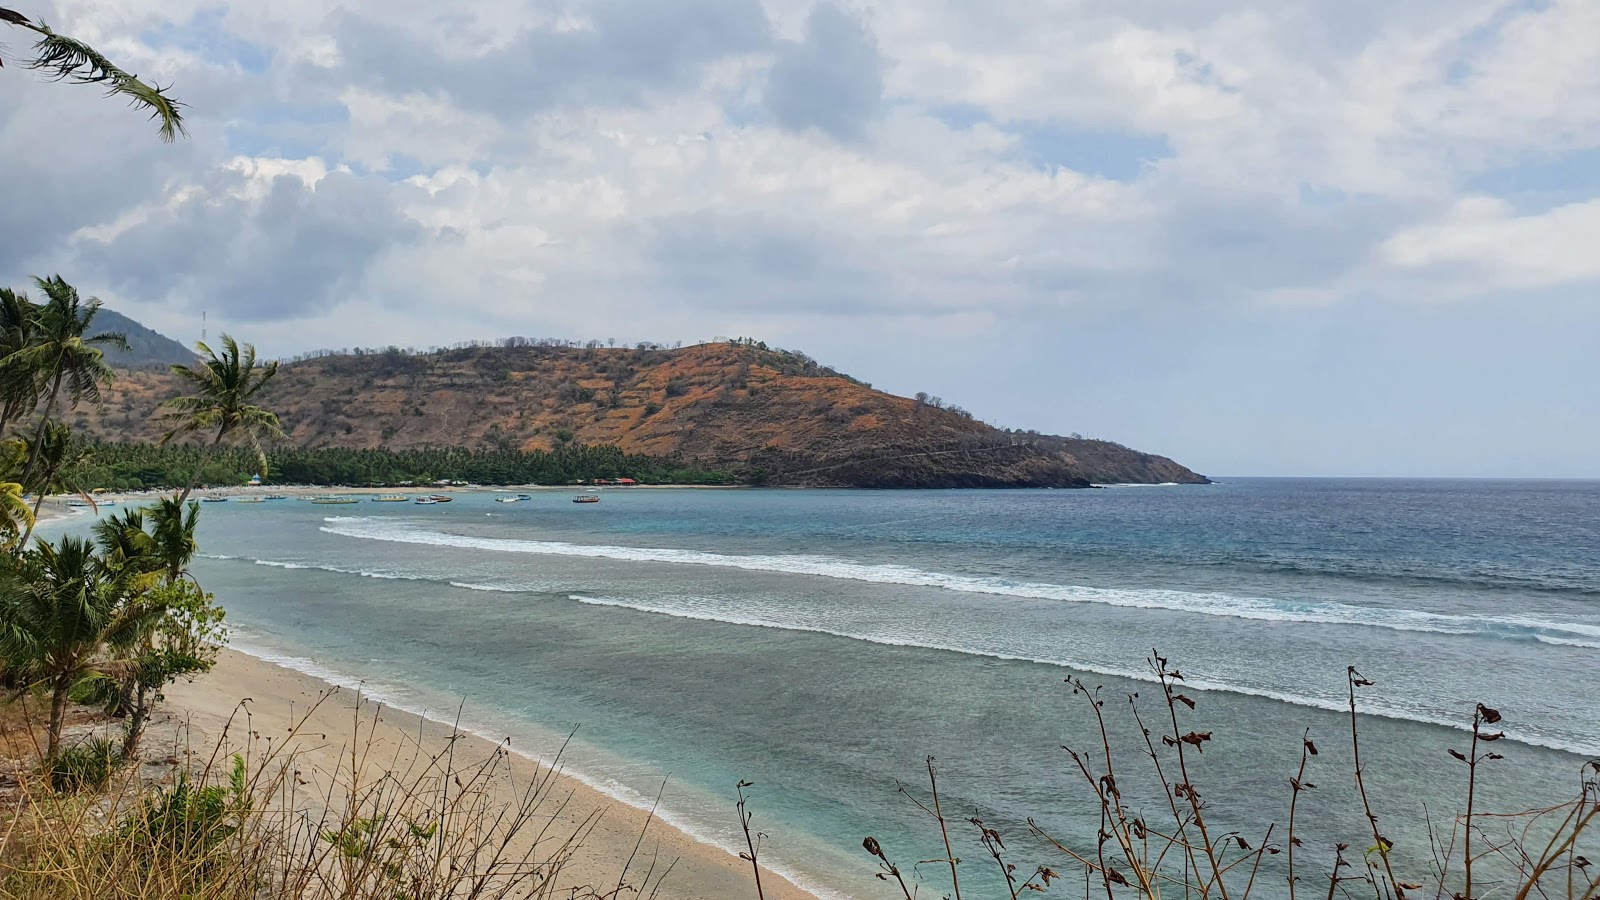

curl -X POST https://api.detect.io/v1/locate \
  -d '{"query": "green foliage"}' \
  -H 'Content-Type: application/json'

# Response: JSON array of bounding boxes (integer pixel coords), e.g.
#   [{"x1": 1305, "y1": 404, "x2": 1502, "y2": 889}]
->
[
  {"x1": 159, "y1": 334, "x2": 284, "y2": 502},
  {"x1": 1, "y1": 9, "x2": 186, "y2": 141},
  {"x1": 42, "y1": 736, "x2": 120, "y2": 792},
  {"x1": 68, "y1": 440, "x2": 741, "y2": 488},
  {"x1": 118, "y1": 754, "x2": 249, "y2": 868}
]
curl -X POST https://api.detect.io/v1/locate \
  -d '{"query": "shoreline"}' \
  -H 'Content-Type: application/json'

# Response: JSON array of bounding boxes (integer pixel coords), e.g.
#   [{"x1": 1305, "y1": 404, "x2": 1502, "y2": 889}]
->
[{"x1": 159, "y1": 647, "x2": 818, "y2": 900}]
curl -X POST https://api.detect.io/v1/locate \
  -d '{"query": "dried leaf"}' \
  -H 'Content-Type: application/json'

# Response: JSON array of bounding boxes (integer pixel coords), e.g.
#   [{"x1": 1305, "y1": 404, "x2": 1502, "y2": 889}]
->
[
  {"x1": 1479, "y1": 731, "x2": 1505, "y2": 742},
  {"x1": 1305, "y1": 738, "x2": 1319, "y2": 756},
  {"x1": 1180, "y1": 731, "x2": 1213, "y2": 752},
  {"x1": 1108, "y1": 869, "x2": 1130, "y2": 886},
  {"x1": 1477, "y1": 704, "x2": 1502, "y2": 725},
  {"x1": 1175, "y1": 694, "x2": 1196, "y2": 709},
  {"x1": 863, "y1": 837, "x2": 883, "y2": 858},
  {"x1": 1448, "y1": 749, "x2": 1467, "y2": 762}
]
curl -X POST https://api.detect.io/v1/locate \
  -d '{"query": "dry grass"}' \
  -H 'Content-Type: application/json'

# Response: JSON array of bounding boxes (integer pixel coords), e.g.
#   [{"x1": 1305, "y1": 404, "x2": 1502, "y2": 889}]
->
[{"x1": 0, "y1": 690, "x2": 674, "y2": 900}]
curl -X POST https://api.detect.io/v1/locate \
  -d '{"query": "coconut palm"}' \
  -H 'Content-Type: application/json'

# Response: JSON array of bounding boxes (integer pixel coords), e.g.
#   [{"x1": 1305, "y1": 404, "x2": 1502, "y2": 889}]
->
[
  {"x1": 0, "y1": 536, "x2": 165, "y2": 759},
  {"x1": 0, "y1": 7, "x2": 186, "y2": 141},
  {"x1": 0, "y1": 440, "x2": 35, "y2": 552},
  {"x1": 145, "y1": 496, "x2": 200, "y2": 583},
  {"x1": 17, "y1": 423, "x2": 93, "y2": 547},
  {"x1": 0, "y1": 287, "x2": 42, "y2": 433},
  {"x1": 6, "y1": 276, "x2": 126, "y2": 488},
  {"x1": 159, "y1": 335, "x2": 284, "y2": 502},
  {"x1": 92, "y1": 507, "x2": 155, "y2": 576},
  {"x1": 87, "y1": 499, "x2": 208, "y2": 757}
]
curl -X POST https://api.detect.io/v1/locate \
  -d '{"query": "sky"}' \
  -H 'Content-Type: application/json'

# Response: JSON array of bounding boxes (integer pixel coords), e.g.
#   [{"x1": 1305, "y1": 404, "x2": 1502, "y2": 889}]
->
[{"x1": 2, "y1": 0, "x2": 1598, "y2": 477}]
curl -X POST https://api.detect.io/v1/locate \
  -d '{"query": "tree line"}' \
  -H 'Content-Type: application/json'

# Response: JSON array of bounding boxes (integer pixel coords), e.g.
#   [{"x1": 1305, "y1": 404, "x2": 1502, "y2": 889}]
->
[{"x1": 69, "y1": 442, "x2": 740, "y2": 490}]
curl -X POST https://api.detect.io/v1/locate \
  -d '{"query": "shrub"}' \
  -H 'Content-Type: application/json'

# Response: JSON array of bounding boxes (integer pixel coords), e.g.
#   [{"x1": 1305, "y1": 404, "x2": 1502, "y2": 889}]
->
[{"x1": 43, "y1": 737, "x2": 121, "y2": 793}]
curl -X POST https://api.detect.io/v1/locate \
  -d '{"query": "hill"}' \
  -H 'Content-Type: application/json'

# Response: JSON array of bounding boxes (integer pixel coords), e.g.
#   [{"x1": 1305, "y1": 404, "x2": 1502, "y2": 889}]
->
[
  {"x1": 73, "y1": 338, "x2": 1207, "y2": 488},
  {"x1": 94, "y1": 309, "x2": 197, "y2": 369}
]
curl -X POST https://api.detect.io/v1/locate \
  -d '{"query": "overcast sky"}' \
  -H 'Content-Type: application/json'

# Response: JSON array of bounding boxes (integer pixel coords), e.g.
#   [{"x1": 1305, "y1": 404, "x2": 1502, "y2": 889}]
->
[{"x1": 3, "y1": 0, "x2": 1597, "y2": 477}]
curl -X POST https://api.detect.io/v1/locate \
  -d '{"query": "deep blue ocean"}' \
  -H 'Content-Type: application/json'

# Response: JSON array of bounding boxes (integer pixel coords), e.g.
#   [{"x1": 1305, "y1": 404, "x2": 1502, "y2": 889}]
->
[{"x1": 48, "y1": 479, "x2": 1600, "y2": 898}]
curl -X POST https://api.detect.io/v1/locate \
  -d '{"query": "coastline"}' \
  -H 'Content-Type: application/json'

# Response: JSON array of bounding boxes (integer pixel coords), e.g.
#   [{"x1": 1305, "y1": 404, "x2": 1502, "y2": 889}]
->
[{"x1": 157, "y1": 647, "x2": 816, "y2": 900}]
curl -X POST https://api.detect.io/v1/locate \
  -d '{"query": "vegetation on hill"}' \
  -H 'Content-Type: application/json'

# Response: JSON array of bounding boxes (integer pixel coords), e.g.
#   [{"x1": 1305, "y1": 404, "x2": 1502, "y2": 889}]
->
[
  {"x1": 74, "y1": 336, "x2": 1208, "y2": 489},
  {"x1": 70, "y1": 442, "x2": 737, "y2": 490}
]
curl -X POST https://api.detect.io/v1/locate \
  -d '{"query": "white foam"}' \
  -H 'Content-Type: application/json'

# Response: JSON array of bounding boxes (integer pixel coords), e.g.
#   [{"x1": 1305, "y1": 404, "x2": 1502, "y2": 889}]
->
[
  {"x1": 563, "y1": 593, "x2": 1597, "y2": 756},
  {"x1": 315, "y1": 518, "x2": 1600, "y2": 650},
  {"x1": 201, "y1": 554, "x2": 423, "y2": 582}
]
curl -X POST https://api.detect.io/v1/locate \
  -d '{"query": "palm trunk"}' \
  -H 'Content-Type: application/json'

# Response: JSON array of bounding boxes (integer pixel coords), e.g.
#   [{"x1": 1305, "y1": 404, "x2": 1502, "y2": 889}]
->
[
  {"x1": 20, "y1": 366, "x2": 64, "y2": 491},
  {"x1": 17, "y1": 490, "x2": 45, "y2": 548},
  {"x1": 46, "y1": 672, "x2": 70, "y2": 762},
  {"x1": 122, "y1": 682, "x2": 151, "y2": 760},
  {"x1": 176, "y1": 426, "x2": 228, "y2": 503}
]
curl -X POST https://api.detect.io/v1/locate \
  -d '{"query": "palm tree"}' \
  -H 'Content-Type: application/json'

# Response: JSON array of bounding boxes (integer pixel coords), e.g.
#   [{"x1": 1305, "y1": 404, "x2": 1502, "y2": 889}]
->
[
  {"x1": 0, "y1": 440, "x2": 35, "y2": 552},
  {"x1": 17, "y1": 423, "x2": 93, "y2": 547},
  {"x1": 145, "y1": 497, "x2": 200, "y2": 583},
  {"x1": 5, "y1": 276, "x2": 126, "y2": 488},
  {"x1": 0, "y1": 287, "x2": 42, "y2": 434},
  {"x1": 159, "y1": 335, "x2": 284, "y2": 502},
  {"x1": 0, "y1": 536, "x2": 164, "y2": 760},
  {"x1": 0, "y1": 7, "x2": 186, "y2": 141}
]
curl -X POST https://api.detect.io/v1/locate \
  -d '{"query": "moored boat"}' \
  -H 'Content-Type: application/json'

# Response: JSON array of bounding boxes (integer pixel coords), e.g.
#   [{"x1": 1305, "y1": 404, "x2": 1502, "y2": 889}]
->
[
  {"x1": 310, "y1": 496, "x2": 360, "y2": 505},
  {"x1": 573, "y1": 494, "x2": 600, "y2": 504},
  {"x1": 372, "y1": 495, "x2": 410, "y2": 502}
]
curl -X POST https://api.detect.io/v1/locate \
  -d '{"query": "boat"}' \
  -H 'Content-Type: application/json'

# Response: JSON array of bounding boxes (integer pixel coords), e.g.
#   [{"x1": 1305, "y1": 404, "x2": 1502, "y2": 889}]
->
[
  {"x1": 66, "y1": 499, "x2": 91, "y2": 508},
  {"x1": 264, "y1": 495, "x2": 290, "y2": 500},
  {"x1": 234, "y1": 497, "x2": 267, "y2": 504},
  {"x1": 573, "y1": 494, "x2": 600, "y2": 504},
  {"x1": 310, "y1": 496, "x2": 360, "y2": 505},
  {"x1": 517, "y1": 494, "x2": 532, "y2": 500},
  {"x1": 371, "y1": 495, "x2": 410, "y2": 502},
  {"x1": 202, "y1": 497, "x2": 230, "y2": 503},
  {"x1": 495, "y1": 496, "x2": 521, "y2": 503},
  {"x1": 414, "y1": 497, "x2": 441, "y2": 505},
  {"x1": 428, "y1": 495, "x2": 453, "y2": 503}
]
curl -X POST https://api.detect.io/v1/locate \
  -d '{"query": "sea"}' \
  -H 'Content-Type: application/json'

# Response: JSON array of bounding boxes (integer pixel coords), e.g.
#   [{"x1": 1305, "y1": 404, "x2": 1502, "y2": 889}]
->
[{"x1": 46, "y1": 479, "x2": 1600, "y2": 898}]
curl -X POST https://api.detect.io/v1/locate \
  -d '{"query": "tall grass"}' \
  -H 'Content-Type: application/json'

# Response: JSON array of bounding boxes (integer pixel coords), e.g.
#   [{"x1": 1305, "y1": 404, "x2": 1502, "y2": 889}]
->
[{"x1": 0, "y1": 689, "x2": 675, "y2": 900}]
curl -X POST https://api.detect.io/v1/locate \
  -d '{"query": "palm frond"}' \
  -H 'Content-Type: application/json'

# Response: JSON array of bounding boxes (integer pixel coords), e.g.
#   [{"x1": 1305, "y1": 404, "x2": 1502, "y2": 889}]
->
[{"x1": 26, "y1": 27, "x2": 186, "y2": 142}]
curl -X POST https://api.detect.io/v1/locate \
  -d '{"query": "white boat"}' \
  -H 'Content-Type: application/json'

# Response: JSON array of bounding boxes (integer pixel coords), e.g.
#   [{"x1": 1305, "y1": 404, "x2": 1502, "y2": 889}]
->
[{"x1": 415, "y1": 497, "x2": 441, "y2": 505}]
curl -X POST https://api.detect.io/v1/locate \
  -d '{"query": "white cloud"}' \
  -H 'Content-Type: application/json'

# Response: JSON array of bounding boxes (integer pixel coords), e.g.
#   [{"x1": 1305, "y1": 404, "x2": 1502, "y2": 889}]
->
[
  {"x1": 1380, "y1": 196, "x2": 1600, "y2": 291},
  {"x1": 3, "y1": 0, "x2": 1599, "y2": 351}
]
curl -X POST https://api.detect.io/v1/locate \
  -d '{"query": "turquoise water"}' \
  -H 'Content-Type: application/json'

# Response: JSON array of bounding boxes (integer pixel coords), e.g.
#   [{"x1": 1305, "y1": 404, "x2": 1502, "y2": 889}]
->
[{"x1": 49, "y1": 481, "x2": 1600, "y2": 898}]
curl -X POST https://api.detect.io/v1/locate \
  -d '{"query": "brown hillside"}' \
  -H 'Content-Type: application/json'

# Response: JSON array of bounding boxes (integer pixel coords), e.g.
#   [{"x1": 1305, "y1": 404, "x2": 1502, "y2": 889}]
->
[{"x1": 71, "y1": 341, "x2": 1207, "y2": 488}]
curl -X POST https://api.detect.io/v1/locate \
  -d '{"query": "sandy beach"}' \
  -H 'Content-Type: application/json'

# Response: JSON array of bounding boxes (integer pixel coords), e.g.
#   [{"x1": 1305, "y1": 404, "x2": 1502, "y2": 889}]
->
[{"x1": 156, "y1": 648, "x2": 815, "y2": 900}]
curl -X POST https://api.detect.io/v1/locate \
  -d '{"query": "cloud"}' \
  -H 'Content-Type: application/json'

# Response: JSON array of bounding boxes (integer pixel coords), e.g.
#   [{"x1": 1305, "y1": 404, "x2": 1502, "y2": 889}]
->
[
  {"x1": 74, "y1": 159, "x2": 422, "y2": 321},
  {"x1": 329, "y1": 0, "x2": 773, "y2": 117},
  {"x1": 765, "y1": 3, "x2": 884, "y2": 141},
  {"x1": 1379, "y1": 195, "x2": 1600, "y2": 292}
]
